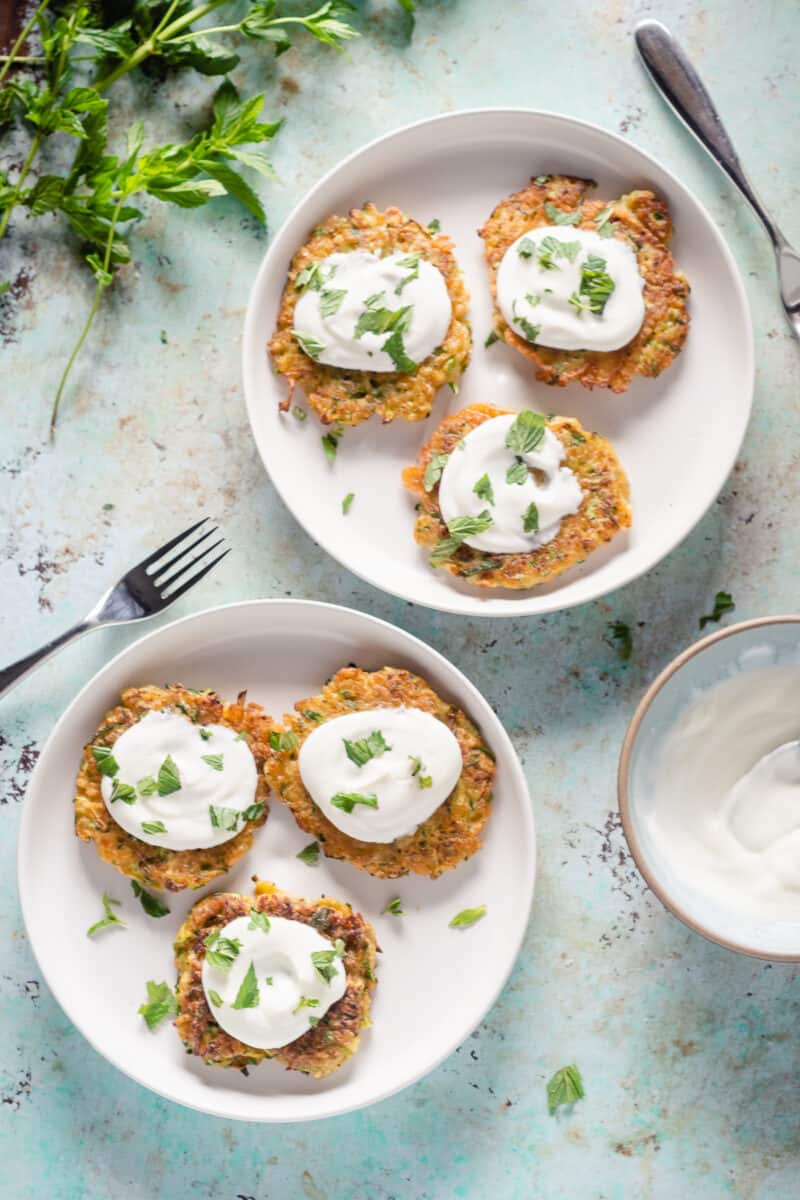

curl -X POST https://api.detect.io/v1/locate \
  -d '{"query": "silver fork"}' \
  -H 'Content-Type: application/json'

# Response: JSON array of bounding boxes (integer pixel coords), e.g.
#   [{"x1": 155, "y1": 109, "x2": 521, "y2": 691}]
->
[
  {"x1": 0, "y1": 518, "x2": 230, "y2": 700},
  {"x1": 635, "y1": 19, "x2": 800, "y2": 340}
]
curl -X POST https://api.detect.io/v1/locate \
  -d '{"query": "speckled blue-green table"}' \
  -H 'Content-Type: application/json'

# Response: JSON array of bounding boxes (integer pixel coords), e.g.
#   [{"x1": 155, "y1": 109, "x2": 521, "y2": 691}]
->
[{"x1": 2, "y1": 1, "x2": 799, "y2": 1196}]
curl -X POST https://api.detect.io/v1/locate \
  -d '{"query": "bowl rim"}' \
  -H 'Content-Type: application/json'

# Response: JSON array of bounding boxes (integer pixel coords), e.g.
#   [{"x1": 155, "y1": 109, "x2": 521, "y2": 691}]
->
[{"x1": 618, "y1": 614, "x2": 800, "y2": 962}]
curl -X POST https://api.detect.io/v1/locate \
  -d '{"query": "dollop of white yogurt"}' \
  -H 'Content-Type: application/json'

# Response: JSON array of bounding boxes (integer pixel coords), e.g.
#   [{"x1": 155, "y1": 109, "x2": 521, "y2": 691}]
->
[
  {"x1": 437, "y1": 413, "x2": 583, "y2": 554},
  {"x1": 496, "y1": 226, "x2": 645, "y2": 352},
  {"x1": 202, "y1": 914, "x2": 347, "y2": 1050},
  {"x1": 297, "y1": 706, "x2": 463, "y2": 843},
  {"x1": 292, "y1": 249, "x2": 452, "y2": 372},
  {"x1": 641, "y1": 663, "x2": 800, "y2": 923},
  {"x1": 100, "y1": 709, "x2": 259, "y2": 851}
]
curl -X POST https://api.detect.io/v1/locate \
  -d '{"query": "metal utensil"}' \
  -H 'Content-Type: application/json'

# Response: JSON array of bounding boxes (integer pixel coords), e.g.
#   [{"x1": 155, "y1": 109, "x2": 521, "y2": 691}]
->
[
  {"x1": 635, "y1": 18, "x2": 800, "y2": 339},
  {"x1": 0, "y1": 518, "x2": 230, "y2": 700}
]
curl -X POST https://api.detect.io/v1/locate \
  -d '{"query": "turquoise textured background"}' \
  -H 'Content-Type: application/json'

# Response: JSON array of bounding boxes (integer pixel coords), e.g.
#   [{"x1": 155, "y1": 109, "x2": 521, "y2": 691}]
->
[{"x1": 1, "y1": 1, "x2": 800, "y2": 1196}]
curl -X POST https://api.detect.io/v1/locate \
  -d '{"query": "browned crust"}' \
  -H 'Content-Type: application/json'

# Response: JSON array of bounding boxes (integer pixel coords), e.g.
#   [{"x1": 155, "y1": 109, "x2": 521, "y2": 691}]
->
[
  {"x1": 401, "y1": 403, "x2": 632, "y2": 589},
  {"x1": 479, "y1": 174, "x2": 690, "y2": 392},
  {"x1": 262, "y1": 666, "x2": 495, "y2": 879},
  {"x1": 173, "y1": 884, "x2": 377, "y2": 1077},
  {"x1": 268, "y1": 203, "x2": 472, "y2": 425},
  {"x1": 74, "y1": 685, "x2": 272, "y2": 893}
]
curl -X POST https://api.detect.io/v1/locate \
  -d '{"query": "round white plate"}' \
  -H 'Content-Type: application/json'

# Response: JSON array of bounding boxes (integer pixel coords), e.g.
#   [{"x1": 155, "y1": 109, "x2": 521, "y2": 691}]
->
[
  {"x1": 243, "y1": 108, "x2": 753, "y2": 617},
  {"x1": 18, "y1": 600, "x2": 534, "y2": 1122}
]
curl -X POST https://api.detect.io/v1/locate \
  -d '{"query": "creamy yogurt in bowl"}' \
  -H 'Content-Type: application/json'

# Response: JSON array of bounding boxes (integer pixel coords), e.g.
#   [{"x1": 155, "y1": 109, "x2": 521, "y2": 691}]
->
[{"x1": 619, "y1": 616, "x2": 800, "y2": 959}]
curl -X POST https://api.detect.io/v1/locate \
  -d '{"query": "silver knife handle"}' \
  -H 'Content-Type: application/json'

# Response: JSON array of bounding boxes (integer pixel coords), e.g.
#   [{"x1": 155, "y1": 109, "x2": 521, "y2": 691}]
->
[{"x1": 635, "y1": 19, "x2": 784, "y2": 249}]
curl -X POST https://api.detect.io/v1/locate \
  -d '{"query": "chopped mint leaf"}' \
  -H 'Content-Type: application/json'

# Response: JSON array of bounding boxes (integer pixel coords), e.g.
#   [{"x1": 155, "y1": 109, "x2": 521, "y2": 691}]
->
[
  {"x1": 431, "y1": 510, "x2": 494, "y2": 566},
  {"x1": 473, "y1": 474, "x2": 495, "y2": 505},
  {"x1": 572, "y1": 254, "x2": 615, "y2": 316},
  {"x1": 594, "y1": 207, "x2": 615, "y2": 237},
  {"x1": 292, "y1": 329, "x2": 326, "y2": 359},
  {"x1": 383, "y1": 329, "x2": 418, "y2": 373},
  {"x1": 506, "y1": 410, "x2": 546, "y2": 455},
  {"x1": 485, "y1": 329, "x2": 500, "y2": 347},
  {"x1": 131, "y1": 880, "x2": 170, "y2": 919},
  {"x1": 342, "y1": 492, "x2": 355, "y2": 514},
  {"x1": 547, "y1": 1063, "x2": 585, "y2": 1114},
  {"x1": 201, "y1": 753, "x2": 224, "y2": 772},
  {"x1": 311, "y1": 938, "x2": 345, "y2": 983},
  {"x1": 110, "y1": 779, "x2": 137, "y2": 805},
  {"x1": 523, "y1": 502, "x2": 539, "y2": 533},
  {"x1": 294, "y1": 262, "x2": 324, "y2": 291},
  {"x1": 209, "y1": 805, "x2": 239, "y2": 831},
  {"x1": 232, "y1": 960, "x2": 260, "y2": 1010},
  {"x1": 449, "y1": 905, "x2": 487, "y2": 929},
  {"x1": 426, "y1": 218, "x2": 441, "y2": 234},
  {"x1": 517, "y1": 236, "x2": 536, "y2": 259},
  {"x1": 331, "y1": 791, "x2": 379, "y2": 812},
  {"x1": 293, "y1": 405, "x2": 308, "y2": 422},
  {"x1": 204, "y1": 933, "x2": 241, "y2": 969},
  {"x1": 248, "y1": 910, "x2": 271, "y2": 933},
  {"x1": 544, "y1": 202, "x2": 580, "y2": 225},
  {"x1": 297, "y1": 841, "x2": 321, "y2": 865},
  {"x1": 394, "y1": 254, "x2": 420, "y2": 294},
  {"x1": 293, "y1": 995, "x2": 320, "y2": 1014},
  {"x1": 320, "y1": 288, "x2": 347, "y2": 317},
  {"x1": 141, "y1": 820, "x2": 168, "y2": 836},
  {"x1": 354, "y1": 300, "x2": 412, "y2": 340},
  {"x1": 199, "y1": 728, "x2": 213, "y2": 741},
  {"x1": 138, "y1": 980, "x2": 178, "y2": 1030},
  {"x1": 512, "y1": 299, "x2": 540, "y2": 343},
  {"x1": 208, "y1": 989, "x2": 223, "y2": 1008},
  {"x1": 269, "y1": 730, "x2": 299, "y2": 752},
  {"x1": 137, "y1": 774, "x2": 157, "y2": 797},
  {"x1": 424, "y1": 453, "x2": 449, "y2": 492},
  {"x1": 534, "y1": 175, "x2": 550, "y2": 186},
  {"x1": 506, "y1": 459, "x2": 528, "y2": 485},
  {"x1": 92, "y1": 745, "x2": 119, "y2": 777},
  {"x1": 157, "y1": 754, "x2": 181, "y2": 796},
  {"x1": 699, "y1": 591, "x2": 735, "y2": 629},
  {"x1": 241, "y1": 801, "x2": 265, "y2": 822},
  {"x1": 382, "y1": 897, "x2": 403, "y2": 916},
  {"x1": 344, "y1": 729, "x2": 391, "y2": 767},
  {"x1": 86, "y1": 893, "x2": 125, "y2": 938}
]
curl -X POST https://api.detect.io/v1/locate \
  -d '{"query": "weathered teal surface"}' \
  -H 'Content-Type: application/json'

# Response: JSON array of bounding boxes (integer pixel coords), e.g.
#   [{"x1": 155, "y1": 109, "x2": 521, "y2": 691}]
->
[{"x1": 1, "y1": 1, "x2": 799, "y2": 1196}]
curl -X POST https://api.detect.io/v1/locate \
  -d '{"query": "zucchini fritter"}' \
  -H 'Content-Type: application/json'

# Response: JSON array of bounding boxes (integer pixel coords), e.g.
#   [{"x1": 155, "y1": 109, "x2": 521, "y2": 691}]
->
[
  {"x1": 263, "y1": 666, "x2": 495, "y2": 879},
  {"x1": 268, "y1": 203, "x2": 472, "y2": 425},
  {"x1": 74, "y1": 685, "x2": 272, "y2": 893},
  {"x1": 402, "y1": 403, "x2": 632, "y2": 589},
  {"x1": 174, "y1": 883, "x2": 377, "y2": 1077},
  {"x1": 479, "y1": 174, "x2": 689, "y2": 392}
]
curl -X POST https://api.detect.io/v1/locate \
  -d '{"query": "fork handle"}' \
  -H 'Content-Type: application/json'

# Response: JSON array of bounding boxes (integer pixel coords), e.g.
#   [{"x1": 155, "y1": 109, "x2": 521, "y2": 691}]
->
[
  {"x1": 635, "y1": 20, "x2": 786, "y2": 249},
  {"x1": 0, "y1": 619, "x2": 94, "y2": 701}
]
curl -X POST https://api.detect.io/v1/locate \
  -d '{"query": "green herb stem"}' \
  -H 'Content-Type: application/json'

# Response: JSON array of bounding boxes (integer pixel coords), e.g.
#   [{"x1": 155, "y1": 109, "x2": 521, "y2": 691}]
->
[
  {"x1": 94, "y1": 0, "x2": 228, "y2": 92},
  {"x1": 50, "y1": 197, "x2": 123, "y2": 432},
  {"x1": 0, "y1": 0, "x2": 49, "y2": 86}
]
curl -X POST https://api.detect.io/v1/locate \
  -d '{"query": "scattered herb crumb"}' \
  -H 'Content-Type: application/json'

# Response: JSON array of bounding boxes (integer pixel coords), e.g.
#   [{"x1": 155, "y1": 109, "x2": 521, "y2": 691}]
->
[
  {"x1": 607, "y1": 620, "x2": 632, "y2": 661},
  {"x1": 382, "y1": 897, "x2": 404, "y2": 916},
  {"x1": 449, "y1": 905, "x2": 486, "y2": 929},
  {"x1": 86, "y1": 893, "x2": 125, "y2": 938},
  {"x1": 342, "y1": 492, "x2": 354, "y2": 514},
  {"x1": 297, "y1": 841, "x2": 321, "y2": 865},
  {"x1": 547, "y1": 1063, "x2": 585, "y2": 1115},
  {"x1": 699, "y1": 590, "x2": 735, "y2": 629}
]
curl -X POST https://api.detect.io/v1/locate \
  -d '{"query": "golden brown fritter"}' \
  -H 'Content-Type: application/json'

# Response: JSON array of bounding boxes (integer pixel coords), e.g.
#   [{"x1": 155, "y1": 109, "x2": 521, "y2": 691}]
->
[
  {"x1": 268, "y1": 203, "x2": 471, "y2": 425},
  {"x1": 174, "y1": 883, "x2": 377, "y2": 1077},
  {"x1": 263, "y1": 666, "x2": 495, "y2": 879},
  {"x1": 402, "y1": 403, "x2": 632, "y2": 590},
  {"x1": 479, "y1": 174, "x2": 690, "y2": 392},
  {"x1": 74, "y1": 685, "x2": 272, "y2": 893}
]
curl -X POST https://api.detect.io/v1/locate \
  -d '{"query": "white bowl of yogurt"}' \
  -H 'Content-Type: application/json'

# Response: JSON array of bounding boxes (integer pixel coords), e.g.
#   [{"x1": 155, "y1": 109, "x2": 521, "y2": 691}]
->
[{"x1": 619, "y1": 616, "x2": 800, "y2": 960}]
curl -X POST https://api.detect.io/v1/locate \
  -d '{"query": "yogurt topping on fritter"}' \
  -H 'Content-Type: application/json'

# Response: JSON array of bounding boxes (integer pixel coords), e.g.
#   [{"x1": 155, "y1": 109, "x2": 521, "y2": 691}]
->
[
  {"x1": 437, "y1": 412, "x2": 583, "y2": 554},
  {"x1": 291, "y1": 249, "x2": 452, "y2": 372},
  {"x1": 98, "y1": 710, "x2": 259, "y2": 851},
  {"x1": 496, "y1": 226, "x2": 645, "y2": 352},
  {"x1": 297, "y1": 707, "x2": 462, "y2": 842},
  {"x1": 201, "y1": 914, "x2": 347, "y2": 1050}
]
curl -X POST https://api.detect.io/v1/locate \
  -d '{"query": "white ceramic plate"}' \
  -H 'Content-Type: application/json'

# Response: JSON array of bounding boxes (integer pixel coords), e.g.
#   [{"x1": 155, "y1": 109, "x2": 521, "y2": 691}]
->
[
  {"x1": 242, "y1": 108, "x2": 754, "y2": 617},
  {"x1": 18, "y1": 600, "x2": 534, "y2": 1122}
]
